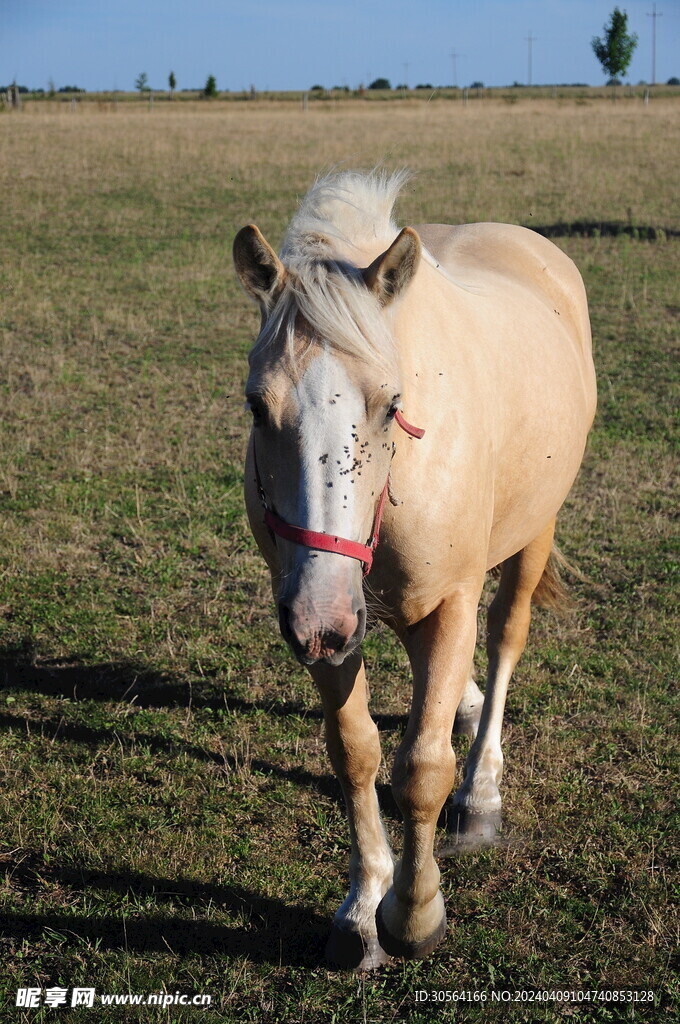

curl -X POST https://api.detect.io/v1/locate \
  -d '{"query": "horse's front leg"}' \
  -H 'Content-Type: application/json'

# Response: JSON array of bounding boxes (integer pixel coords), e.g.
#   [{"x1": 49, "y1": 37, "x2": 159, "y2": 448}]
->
[
  {"x1": 309, "y1": 650, "x2": 394, "y2": 970},
  {"x1": 376, "y1": 588, "x2": 480, "y2": 958}
]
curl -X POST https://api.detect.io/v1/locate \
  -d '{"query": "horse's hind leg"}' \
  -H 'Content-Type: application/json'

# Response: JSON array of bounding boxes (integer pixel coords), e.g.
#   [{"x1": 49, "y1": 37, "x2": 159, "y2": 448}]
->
[
  {"x1": 449, "y1": 519, "x2": 556, "y2": 846},
  {"x1": 309, "y1": 651, "x2": 394, "y2": 970}
]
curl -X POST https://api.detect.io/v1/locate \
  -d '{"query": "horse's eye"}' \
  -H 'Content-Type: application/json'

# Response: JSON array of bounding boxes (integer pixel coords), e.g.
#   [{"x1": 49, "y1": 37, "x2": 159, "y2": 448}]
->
[
  {"x1": 246, "y1": 396, "x2": 265, "y2": 426},
  {"x1": 386, "y1": 395, "x2": 401, "y2": 421}
]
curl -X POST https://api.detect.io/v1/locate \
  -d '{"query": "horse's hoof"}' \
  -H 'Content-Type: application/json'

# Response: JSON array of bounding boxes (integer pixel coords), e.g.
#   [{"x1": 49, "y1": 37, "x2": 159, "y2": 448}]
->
[
  {"x1": 442, "y1": 804, "x2": 503, "y2": 850},
  {"x1": 375, "y1": 897, "x2": 447, "y2": 960},
  {"x1": 325, "y1": 923, "x2": 391, "y2": 971}
]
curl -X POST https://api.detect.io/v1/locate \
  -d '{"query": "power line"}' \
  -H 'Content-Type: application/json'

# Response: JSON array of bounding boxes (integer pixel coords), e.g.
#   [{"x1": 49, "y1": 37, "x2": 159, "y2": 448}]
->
[{"x1": 647, "y1": 4, "x2": 663, "y2": 85}]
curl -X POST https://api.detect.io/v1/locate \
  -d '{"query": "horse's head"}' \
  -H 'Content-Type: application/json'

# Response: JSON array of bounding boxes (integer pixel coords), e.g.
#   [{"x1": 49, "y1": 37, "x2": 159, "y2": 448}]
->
[{"x1": 234, "y1": 222, "x2": 421, "y2": 665}]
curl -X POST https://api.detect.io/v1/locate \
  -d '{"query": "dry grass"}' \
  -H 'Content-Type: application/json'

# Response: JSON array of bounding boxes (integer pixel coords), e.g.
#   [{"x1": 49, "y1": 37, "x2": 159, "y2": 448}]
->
[{"x1": 0, "y1": 99, "x2": 677, "y2": 1022}]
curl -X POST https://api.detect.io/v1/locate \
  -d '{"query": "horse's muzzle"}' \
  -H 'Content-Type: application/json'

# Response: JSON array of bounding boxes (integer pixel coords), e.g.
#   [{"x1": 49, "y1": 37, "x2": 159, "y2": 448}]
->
[{"x1": 278, "y1": 600, "x2": 366, "y2": 666}]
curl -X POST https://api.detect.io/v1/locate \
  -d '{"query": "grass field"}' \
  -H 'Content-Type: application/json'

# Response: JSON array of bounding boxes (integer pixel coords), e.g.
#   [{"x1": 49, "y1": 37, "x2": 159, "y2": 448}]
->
[{"x1": 0, "y1": 99, "x2": 677, "y2": 1022}]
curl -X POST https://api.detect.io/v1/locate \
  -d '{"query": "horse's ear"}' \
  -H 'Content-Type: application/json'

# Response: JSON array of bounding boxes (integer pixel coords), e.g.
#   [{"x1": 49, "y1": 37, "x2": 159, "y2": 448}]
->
[
  {"x1": 233, "y1": 224, "x2": 287, "y2": 306},
  {"x1": 363, "y1": 227, "x2": 421, "y2": 307}
]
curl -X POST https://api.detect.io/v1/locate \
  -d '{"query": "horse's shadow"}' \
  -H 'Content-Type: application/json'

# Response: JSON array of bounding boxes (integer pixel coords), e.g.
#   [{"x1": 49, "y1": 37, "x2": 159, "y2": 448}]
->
[
  {"x1": 0, "y1": 646, "x2": 405, "y2": 818},
  {"x1": 1, "y1": 855, "x2": 329, "y2": 966},
  {"x1": 0, "y1": 647, "x2": 406, "y2": 961},
  {"x1": 527, "y1": 220, "x2": 678, "y2": 240},
  {"x1": 0, "y1": 646, "x2": 408, "y2": 730}
]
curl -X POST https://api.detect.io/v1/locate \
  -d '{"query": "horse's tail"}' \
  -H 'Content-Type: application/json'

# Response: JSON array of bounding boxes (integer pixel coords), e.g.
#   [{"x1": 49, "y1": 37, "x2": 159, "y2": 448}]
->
[{"x1": 532, "y1": 543, "x2": 584, "y2": 612}]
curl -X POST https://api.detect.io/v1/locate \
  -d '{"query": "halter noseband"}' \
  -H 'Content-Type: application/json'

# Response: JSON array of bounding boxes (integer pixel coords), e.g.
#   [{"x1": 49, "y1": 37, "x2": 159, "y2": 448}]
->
[{"x1": 253, "y1": 409, "x2": 425, "y2": 576}]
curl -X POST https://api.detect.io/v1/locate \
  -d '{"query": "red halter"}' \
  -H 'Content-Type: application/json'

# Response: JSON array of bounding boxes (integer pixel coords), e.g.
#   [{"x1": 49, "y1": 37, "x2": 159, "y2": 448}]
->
[{"x1": 254, "y1": 409, "x2": 424, "y2": 576}]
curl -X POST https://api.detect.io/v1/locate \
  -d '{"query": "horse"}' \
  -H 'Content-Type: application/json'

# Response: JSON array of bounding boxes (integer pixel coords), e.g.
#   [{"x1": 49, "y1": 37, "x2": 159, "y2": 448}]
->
[{"x1": 233, "y1": 170, "x2": 596, "y2": 970}]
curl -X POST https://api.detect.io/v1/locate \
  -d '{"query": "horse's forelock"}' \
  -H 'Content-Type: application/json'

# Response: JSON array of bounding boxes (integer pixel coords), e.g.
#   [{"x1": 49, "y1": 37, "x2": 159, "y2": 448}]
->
[
  {"x1": 251, "y1": 170, "x2": 411, "y2": 372},
  {"x1": 252, "y1": 263, "x2": 394, "y2": 372}
]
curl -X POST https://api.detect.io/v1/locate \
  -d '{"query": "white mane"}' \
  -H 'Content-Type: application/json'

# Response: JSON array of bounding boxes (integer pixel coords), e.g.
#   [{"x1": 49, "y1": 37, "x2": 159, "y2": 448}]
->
[
  {"x1": 282, "y1": 168, "x2": 409, "y2": 261},
  {"x1": 255, "y1": 170, "x2": 412, "y2": 369}
]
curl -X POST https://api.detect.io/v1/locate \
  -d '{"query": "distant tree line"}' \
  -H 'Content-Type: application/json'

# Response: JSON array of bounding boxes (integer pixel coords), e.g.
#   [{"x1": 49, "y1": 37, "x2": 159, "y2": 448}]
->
[
  {"x1": 1, "y1": 83, "x2": 85, "y2": 94},
  {"x1": 4, "y1": 75, "x2": 680, "y2": 98},
  {"x1": 309, "y1": 76, "x2": 677, "y2": 92},
  {"x1": 1, "y1": 83, "x2": 84, "y2": 94}
]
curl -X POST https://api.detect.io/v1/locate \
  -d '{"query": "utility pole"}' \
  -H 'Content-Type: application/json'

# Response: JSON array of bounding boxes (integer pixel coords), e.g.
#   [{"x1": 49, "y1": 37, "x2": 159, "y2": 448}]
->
[
  {"x1": 525, "y1": 32, "x2": 537, "y2": 87},
  {"x1": 647, "y1": 4, "x2": 662, "y2": 85},
  {"x1": 450, "y1": 51, "x2": 459, "y2": 88}
]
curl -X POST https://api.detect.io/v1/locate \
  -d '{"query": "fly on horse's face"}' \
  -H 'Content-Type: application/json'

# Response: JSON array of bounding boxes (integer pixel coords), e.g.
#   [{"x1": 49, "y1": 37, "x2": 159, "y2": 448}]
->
[{"x1": 246, "y1": 330, "x2": 401, "y2": 666}]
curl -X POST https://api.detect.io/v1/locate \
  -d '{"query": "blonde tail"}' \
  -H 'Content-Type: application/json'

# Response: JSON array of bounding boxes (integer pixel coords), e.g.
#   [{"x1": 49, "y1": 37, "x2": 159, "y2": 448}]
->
[{"x1": 531, "y1": 544, "x2": 584, "y2": 612}]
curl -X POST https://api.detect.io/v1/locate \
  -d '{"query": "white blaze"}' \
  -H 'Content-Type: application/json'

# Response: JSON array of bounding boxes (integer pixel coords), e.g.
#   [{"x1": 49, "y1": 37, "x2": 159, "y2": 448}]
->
[{"x1": 294, "y1": 349, "x2": 366, "y2": 543}]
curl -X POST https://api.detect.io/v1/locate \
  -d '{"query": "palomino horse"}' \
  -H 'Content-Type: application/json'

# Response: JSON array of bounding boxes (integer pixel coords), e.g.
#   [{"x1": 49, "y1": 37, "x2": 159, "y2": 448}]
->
[{"x1": 233, "y1": 171, "x2": 596, "y2": 970}]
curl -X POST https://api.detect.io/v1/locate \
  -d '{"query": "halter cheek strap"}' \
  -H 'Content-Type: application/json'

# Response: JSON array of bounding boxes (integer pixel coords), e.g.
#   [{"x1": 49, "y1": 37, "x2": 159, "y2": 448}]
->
[{"x1": 254, "y1": 410, "x2": 424, "y2": 576}]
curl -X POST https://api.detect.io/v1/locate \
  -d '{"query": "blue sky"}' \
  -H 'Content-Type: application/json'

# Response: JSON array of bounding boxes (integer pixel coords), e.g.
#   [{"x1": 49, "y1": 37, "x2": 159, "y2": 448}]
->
[{"x1": 3, "y1": 0, "x2": 678, "y2": 92}]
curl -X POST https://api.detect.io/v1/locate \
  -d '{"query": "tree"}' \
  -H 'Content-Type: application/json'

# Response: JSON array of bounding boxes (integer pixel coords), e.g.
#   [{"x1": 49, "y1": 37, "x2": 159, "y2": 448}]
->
[
  {"x1": 592, "y1": 8, "x2": 638, "y2": 83},
  {"x1": 368, "y1": 78, "x2": 391, "y2": 90},
  {"x1": 203, "y1": 74, "x2": 217, "y2": 97},
  {"x1": 168, "y1": 71, "x2": 176, "y2": 96},
  {"x1": 135, "y1": 72, "x2": 150, "y2": 93}
]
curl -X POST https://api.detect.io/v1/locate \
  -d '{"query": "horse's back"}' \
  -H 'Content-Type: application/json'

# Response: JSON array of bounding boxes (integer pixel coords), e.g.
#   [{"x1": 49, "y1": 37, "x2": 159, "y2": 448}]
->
[{"x1": 414, "y1": 222, "x2": 593, "y2": 363}]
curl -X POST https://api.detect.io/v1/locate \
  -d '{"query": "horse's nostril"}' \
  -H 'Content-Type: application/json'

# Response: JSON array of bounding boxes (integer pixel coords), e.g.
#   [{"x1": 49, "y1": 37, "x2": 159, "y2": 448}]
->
[
  {"x1": 278, "y1": 602, "x2": 293, "y2": 643},
  {"x1": 354, "y1": 604, "x2": 366, "y2": 638}
]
